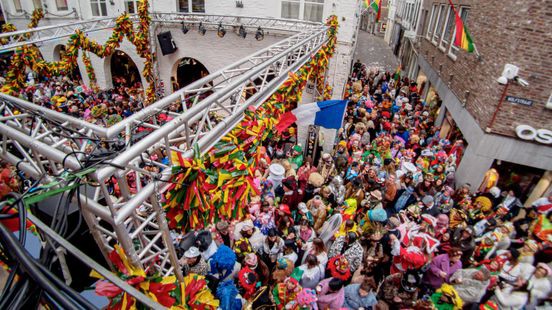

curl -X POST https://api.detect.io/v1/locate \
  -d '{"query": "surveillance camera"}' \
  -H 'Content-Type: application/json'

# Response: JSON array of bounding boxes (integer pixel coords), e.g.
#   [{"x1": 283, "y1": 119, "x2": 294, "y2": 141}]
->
[
  {"x1": 497, "y1": 76, "x2": 508, "y2": 85},
  {"x1": 514, "y1": 76, "x2": 529, "y2": 87}
]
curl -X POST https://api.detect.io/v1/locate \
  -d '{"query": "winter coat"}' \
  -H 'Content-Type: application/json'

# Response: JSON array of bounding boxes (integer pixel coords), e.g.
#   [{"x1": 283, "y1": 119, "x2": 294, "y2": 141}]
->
[
  {"x1": 342, "y1": 284, "x2": 377, "y2": 310},
  {"x1": 450, "y1": 268, "x2": 489, "y2": 305},
  {"x1": 317, "y1": 278, "x2": 345, "y2": 310},
  {"x1": 328, "y1": 237, "x2": 364, "y2": 273},
  {"x1": 262, "y1": 236, "x2": 285, "y2": 263},
  {"x1": 423, "y1": 253, "x2": 462, "y2": 289},
  {"x1": 298, "y1": 264, "x2": 324, "y2": 289}
]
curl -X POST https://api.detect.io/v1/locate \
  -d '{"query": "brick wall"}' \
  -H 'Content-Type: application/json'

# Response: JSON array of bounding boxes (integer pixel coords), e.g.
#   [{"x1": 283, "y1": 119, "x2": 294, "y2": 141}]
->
[{"x1": 418, "y1": 0, "x2": 552, "y2": 138}]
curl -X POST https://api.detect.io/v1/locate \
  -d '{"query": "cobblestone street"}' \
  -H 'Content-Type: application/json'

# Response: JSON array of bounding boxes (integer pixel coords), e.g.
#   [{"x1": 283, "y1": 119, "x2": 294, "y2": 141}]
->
[{"x1": 353, "y1": 30, "x2": 399, "y2": 70}]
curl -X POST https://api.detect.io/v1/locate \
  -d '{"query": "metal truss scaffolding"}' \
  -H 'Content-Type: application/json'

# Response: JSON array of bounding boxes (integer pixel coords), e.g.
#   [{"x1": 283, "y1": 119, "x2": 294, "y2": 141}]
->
[{"x1": 0, "y1": 13, "x2": 330, "y2": 290}]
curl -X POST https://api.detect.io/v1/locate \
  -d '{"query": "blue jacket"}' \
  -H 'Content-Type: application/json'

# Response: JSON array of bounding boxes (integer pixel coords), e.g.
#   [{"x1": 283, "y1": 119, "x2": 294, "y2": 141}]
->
[{"x1": 342, "y1": 284, "x2": 378, "y2": 310}]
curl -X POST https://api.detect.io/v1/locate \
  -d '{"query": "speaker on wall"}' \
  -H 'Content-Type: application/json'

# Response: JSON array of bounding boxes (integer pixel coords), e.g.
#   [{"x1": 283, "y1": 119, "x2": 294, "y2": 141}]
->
[{"x1": 157, "y1": 31, "x2": 177, "y2": 55}]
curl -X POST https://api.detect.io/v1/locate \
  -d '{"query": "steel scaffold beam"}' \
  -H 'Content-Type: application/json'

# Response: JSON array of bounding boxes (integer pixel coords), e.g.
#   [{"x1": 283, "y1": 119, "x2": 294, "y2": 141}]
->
[
  {"x1": 0, "y1": 14, "x2": 329, "y2": 295},
  {"x1": 0, "y1": 13, "x2": 320, "y2": 53}
]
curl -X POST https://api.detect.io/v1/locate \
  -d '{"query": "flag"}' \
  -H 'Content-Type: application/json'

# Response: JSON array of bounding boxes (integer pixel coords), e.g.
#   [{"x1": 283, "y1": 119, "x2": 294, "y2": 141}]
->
[
  {"x1": 276, "y1": 100, "x2": 348, "y2": 133},
  {"x1": 393, "y1": 64, "x2": 402, "y2": 81},
  {"x1": 448, "y1": 0, "x2": 474, "y2": 52},
  {"x1": 363, "y1": 0, "x2": 382, "y2": 22}
]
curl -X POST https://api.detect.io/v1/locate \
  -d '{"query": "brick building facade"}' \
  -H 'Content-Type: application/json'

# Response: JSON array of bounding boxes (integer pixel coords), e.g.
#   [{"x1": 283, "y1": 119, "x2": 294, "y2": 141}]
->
[{"x1": 387, "y1": 0, "x2": 552, "y2": 203}]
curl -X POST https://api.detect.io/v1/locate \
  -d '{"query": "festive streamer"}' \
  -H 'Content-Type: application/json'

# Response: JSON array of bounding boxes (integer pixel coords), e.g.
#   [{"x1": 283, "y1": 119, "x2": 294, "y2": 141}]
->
[
  {"x1": 91, "y1": 245, "x2": 218, "y2": 309},
  {"x1": 162, "y1": 16, "x2": 339, "y2": 231},
  {"x1": 0, "y1": 9, "x2": 44, "y2": 44},
  {"x1": 0, "y1": 1, "x2": 155, "y2": 103}
]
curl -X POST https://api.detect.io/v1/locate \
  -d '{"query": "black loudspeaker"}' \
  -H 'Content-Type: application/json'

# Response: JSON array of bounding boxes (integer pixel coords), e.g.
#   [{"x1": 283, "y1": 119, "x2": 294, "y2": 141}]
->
[{"x1": 157, "y1": 31, "x2": 177, "y2": 55}]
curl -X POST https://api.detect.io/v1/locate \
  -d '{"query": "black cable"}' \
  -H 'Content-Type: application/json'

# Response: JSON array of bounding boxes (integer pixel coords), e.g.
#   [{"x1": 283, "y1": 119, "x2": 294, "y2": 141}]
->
[
  {"x1": 7, "y1": 279, "x2": 30, "y2": 309},
  {"x1": 35, "y1": 261, "x2": 97, "y2": 310},
  {"x1": 0, "y1": 223, "x2": 80, "y2": 309}
]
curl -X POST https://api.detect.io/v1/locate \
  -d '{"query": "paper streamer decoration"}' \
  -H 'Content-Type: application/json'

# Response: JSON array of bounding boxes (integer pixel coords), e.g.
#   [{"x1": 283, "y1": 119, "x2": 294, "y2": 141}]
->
[
  {"x1": 0, "y1": 1, "x2": 156, "y2": 103},
  {"x1": 91, "y1": 244, "x2": 218, "y2": 309},
  {"x1": 163, "y1": 16, "x2": 339, "y2": 231}
]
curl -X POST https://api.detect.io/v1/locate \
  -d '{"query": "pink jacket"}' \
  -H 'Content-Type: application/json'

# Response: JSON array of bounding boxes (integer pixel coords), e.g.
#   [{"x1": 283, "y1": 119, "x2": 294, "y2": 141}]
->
[{"x1": 317, "y1": 278, "x2": 345, "y2": 310}]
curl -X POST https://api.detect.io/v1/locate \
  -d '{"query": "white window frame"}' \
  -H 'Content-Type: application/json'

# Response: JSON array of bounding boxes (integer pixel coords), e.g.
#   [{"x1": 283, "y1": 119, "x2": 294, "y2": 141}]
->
[
  {"x1": 281, "y1": 0, "x2": 324, "y2": 22},
  {"x1": 432, "y1": 4, "x2": 446, "y2": 45},
  {"x1": 281, "y1": 0, "x2": 301, "y2": 19},
  {"x1": 426, "y1": 4, "x2": 437, "y2": 40},
  {"x1": 32, "y1": 0, "x2": 42, "y2": 10},
  {"x1": 125, "y1": 0, "x2": 138, "y2": 13},
  {"x1": 177, "y1": 0, "x2": 205, "y2": 13},
  {"x1": 448, "y1": 6, "x2": 470, "y2": 61},
  {"x1": 439, "y1": 6, "x2": 454, "y2": 51},
  {"x1": 90, "y1": 0, "x2": 107, "y2": 16},
  {"x1": 55, "y1": 0, "x2": 69, "y2": 11},
  {"x1": 303, "y1": 0, "x2": 324, "y2": 22}
]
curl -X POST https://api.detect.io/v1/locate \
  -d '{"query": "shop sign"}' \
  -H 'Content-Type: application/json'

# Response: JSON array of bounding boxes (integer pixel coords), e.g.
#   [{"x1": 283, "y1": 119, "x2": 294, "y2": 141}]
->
[
  {"x1": 505, "y1": 96, "x2": 533, "y2": 106},
  {"x1": 515, "y1": 125, "x2": 552, "y2": 145}
]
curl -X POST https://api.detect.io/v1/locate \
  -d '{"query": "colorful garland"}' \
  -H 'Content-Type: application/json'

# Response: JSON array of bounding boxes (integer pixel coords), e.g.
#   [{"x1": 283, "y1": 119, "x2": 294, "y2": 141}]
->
[
  {"x1": 92, "y1": 245, "x2": 218, "y2": 309},
  {"x1": 0, "y1": 9, "x2": 44, "y2": 44},
  {"x1": 0, "y1": 1, "x2": 155, "y2": 103},
  {"x1": 163, "y1": 16, "x2": 339, "y2": 231}
]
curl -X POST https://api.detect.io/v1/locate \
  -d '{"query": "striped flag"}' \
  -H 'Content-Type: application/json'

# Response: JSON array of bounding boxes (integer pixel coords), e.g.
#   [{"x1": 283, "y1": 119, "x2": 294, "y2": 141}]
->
[
  {"x1": 364, "y1": 0, "x2": 382, "y2": 21},
  {"x1": 448, "y1": 0, "x2": 475, "y2": 52}
]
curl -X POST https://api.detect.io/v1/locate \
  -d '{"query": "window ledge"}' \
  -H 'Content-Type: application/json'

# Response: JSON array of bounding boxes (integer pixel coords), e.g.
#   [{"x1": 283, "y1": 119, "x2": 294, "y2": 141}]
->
[{"x1": 447, "y1": 52, "x2": 458, "y2": 61}]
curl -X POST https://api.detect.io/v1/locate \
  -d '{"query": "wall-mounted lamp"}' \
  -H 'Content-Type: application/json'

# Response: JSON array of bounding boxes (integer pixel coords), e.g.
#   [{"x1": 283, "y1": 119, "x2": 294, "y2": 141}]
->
[
  {"x1": 487, "y1": 64, "x2": 529, "y2": 132},
  {"x1": 235, "y1": 0, "x2": 244, "y2": 8},
  {"x1": 109, "y1": 0, "x2": 115, "y2": 5}
]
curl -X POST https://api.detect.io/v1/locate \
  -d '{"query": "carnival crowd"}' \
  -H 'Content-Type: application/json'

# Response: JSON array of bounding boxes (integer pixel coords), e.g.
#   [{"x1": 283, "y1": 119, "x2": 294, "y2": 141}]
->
[{"x1": 171, "y1": 60, "x2": 552, "y2": 310}]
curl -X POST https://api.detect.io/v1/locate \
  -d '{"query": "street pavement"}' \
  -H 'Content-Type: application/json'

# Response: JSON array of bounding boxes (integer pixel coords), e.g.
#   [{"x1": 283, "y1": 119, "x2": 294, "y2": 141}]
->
[{"x1": 353, "y1": 30, "x2": 399, "y2": 71}]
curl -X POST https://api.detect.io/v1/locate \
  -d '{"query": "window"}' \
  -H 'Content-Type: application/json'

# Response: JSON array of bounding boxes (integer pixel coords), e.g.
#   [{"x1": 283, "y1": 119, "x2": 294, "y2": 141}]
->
[
  {"x1": 432, "y1": 4, "x2": 446, "y2": 43},
  {"x1": 56, "y1": 0, "x2": 68, "y2": 10},
  {"x1": 178, "y1": 0, "x2": 189, "y2": 12},
  {"x1": 282, "y1": 0, "x2": 324, "y2": 22},
  {"x1": 91, "y1": 0, "x2": 107, "y2": 16},
  {"x1": 449, "y1": 7, "x2": 470, "y2": 58},
  {"x1": 191, "y1": 0, "x2": 205, "y2": 12},
  {"x1": 178, "y1": 0, "x2": 205, "y2": 13},
  {"x1": 281, "y1": 0, "x2": 300, "y2": 19},
  {"x1": 426, "y1": 4, "x2": 437, "y2": 39},
  {"x1": 304, "y1": 0, "x2": 324, "y2": 22},
  {"x1": 32, "y1": 0, "x2": 42, "y2": 9},
  {"x1": 13, "y1": 0, "x2": 22, "y2": 12},
  {"x1": 440, "y1": 7, "x2": 455, "y2": 49},
  {"x1": 125, "y1": 0, "x2": 137, "y2": 13}
]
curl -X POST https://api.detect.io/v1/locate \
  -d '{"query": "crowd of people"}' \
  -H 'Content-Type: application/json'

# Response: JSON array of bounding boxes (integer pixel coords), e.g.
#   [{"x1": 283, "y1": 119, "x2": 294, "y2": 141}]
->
[
  {"x1": 172, "y1": 60, "x2": 552, "y2": 310},
  {"x1": 0, "y1": 56, "x2": 149, "y2": 127}
]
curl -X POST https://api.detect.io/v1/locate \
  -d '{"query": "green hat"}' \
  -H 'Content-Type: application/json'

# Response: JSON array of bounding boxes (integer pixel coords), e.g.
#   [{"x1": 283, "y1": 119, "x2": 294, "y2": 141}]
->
[
  {"x1": 290, "y1": 267, "x2": 304, "y2": 282},
  {"x1": 293, "y1": 144, "x2": 303, "y2": 153}
]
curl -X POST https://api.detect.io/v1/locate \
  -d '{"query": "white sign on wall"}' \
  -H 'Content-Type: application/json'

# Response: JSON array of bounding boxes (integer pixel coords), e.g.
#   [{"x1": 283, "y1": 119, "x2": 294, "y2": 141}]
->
[{"x1": 515, "y1": 125, "x2": 552, "y2": 145}]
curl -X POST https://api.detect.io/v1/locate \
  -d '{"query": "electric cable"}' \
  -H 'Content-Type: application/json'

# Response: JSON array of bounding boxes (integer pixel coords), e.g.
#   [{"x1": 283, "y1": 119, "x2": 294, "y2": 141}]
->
[{"x1": 0, "y1": 223, "x2": 82, "y2": 309}]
